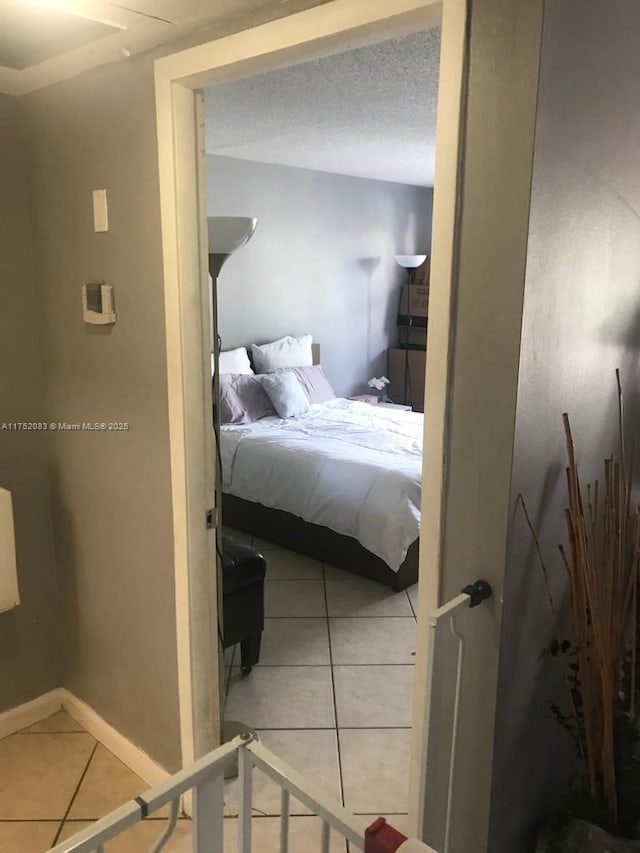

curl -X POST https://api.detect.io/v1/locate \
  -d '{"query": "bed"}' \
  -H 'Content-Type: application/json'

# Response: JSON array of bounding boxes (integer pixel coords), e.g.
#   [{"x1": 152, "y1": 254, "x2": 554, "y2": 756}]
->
[{"x1": 221, "y1": 396, "x2": 422, "y2": 591}]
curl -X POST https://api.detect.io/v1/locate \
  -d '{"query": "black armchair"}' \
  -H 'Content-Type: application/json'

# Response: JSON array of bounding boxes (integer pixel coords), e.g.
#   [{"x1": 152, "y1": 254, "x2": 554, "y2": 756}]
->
[{"x1": 221, "y1": 535, "x2": 266, "y2": 674}]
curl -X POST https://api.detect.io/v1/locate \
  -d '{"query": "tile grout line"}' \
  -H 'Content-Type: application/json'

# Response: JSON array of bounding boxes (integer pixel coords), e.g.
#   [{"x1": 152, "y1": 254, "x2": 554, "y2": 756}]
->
[
  {"x1": 264, "y1": 615, "x2": 415, "y2": 619},
  {"x1": 225, "y1": 643, "x2": 236, "y2": 705},
  {"x1": 220, "y1": 812, "x2": 348, "y2": 821},
  {"x1": 217, "y1": 811, "x2": 409, "y2": 819},
  {"x1": 253, "y1": 726, "x2": 412, "y2": 732},
  {"x1": 16, "y1": 730, "x2": 87, "y2": 735},
  {"x1": 321, "y1": 559, "x2": 346, "y2": 816},
  {"x1": 322, "y1": 559, "x2": 351, "y2": 853},
  {"x1": 355, "y1": 812, "x2": 409, "y2": 816},
  {"x1": 406, "y1": 587, "x2": 418, "y2": 622},
  {"x1": 266, "y1": 619, "x2": 419, "y2": 625},
  {"x1": 0, "y1": 819, "x2": 81, "y2": 823},
  {"x1": 51, "y1": 740, "x2": 99, "y2": 846},
  {"x1": 228, "y1": 664, "x2": 415, "y2": 669},
  {"x1": 0, "y1": 816, "x2": 180, "y2": 824}
]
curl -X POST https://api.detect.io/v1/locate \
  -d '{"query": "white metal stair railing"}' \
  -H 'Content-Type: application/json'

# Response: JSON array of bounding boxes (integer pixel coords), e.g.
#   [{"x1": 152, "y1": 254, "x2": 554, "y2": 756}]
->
[
  {"x1": 414, "y1": 579, "x2": 493, "y2": 853},
  {"x1": 47, "y1": 581, "x2": 492, "y2": 853},
  {"x1": 45, "y1": 732, "x2": 417, "y2": 853}
]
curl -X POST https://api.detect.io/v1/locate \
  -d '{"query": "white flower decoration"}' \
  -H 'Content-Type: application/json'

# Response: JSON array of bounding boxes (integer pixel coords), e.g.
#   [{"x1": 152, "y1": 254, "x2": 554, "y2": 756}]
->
[{"x1": 367, "y1": 376, "x2": 390, "y2": 391}]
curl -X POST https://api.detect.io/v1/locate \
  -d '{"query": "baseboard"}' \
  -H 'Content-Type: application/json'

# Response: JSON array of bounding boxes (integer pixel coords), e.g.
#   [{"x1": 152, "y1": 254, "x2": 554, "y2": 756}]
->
[
  {"x1": 59, "y1": 689, "x2": 168, "y2": 787},
  {"x1": 0, "y1": 688, "x2": 170, "y2": 793},
  {"x1": 0, "y1": 688, "x2": 63, "y2": 739}
]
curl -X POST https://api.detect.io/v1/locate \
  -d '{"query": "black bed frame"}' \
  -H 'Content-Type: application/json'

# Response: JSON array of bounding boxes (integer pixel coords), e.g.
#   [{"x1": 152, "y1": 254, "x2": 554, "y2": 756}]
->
[{"x1": 223, "y1": 493, "x2": 419, "y2": 592}]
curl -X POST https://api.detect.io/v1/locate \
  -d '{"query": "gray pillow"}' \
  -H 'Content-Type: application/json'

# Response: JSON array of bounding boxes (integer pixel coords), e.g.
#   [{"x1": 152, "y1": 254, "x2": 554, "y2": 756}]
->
[
  {"x1": 219, "y1": 374, "x2": 275, "y2": 424},
  {"x1": 260, "y1": 372, "x2": 310, "y2": 418},
  {"x1": 272, "y1": 365, "x2": 336, "y2": 404}
]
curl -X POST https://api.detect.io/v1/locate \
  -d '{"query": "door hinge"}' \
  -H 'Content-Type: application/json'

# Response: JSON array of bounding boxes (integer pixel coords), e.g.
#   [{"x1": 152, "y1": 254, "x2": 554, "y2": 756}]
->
[{"x1": 206, "y1": 507, "x2": 217, "y2": 530}]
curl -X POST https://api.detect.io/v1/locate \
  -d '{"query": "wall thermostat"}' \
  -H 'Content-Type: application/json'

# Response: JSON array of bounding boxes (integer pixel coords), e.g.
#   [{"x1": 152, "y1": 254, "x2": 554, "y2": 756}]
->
[{"x1": 82, "y1": 283, "x2": 116, "y2": 325}]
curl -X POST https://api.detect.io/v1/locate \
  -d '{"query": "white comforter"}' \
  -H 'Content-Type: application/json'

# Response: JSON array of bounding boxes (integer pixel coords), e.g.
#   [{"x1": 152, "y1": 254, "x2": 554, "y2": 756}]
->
[{"x1": 221, "y1": 398, "x2": 422, "y2": 570}]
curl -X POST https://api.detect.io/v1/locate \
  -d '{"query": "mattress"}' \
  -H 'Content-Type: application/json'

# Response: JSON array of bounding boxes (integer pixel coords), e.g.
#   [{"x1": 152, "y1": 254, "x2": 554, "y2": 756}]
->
[{"x1": 220, "y1": 398, "x2": 422, "y2": 571}]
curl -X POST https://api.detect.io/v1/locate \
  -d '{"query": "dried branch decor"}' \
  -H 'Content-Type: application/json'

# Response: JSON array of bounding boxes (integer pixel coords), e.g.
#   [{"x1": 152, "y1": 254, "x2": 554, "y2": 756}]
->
[{"x1": 524, "y1": 371, "x2": 640, "y2": 840}]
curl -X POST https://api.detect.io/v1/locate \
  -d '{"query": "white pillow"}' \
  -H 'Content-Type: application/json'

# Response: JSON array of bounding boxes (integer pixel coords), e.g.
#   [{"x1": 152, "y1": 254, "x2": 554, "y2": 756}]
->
[
  {"x1": 212, "y1": 347, "x2": 253, "y2": 376},
  {"x1": 251, "y1": 334, "x2": 313, "y2": 373}
]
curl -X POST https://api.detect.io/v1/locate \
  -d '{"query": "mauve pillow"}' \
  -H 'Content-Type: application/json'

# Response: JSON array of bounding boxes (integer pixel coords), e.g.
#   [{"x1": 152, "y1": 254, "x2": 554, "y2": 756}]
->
[
  {"x1": 219, "y1": 374, "x2": 275, "y2": 424},
  {"x1": 274, "y1": 365, "x2": 336, "y2": 404}
]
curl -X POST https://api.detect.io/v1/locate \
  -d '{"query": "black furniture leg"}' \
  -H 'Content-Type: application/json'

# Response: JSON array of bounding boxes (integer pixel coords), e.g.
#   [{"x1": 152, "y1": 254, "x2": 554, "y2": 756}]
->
[
  {"x1": 240, "y1": 634, "x2": 262, "y2": 676},
  {"x1": 222, "y1": 535, "x2": 266, "y2": 676}
]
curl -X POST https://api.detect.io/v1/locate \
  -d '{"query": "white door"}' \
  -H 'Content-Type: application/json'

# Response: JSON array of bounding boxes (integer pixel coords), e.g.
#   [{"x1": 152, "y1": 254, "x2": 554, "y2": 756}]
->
[{"x1": 410, "y1": 0, "x2": 546, "y2": 850}]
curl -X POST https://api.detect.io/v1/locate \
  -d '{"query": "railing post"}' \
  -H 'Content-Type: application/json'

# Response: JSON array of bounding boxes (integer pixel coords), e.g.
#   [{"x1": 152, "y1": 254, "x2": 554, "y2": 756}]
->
[
  {"x1": 193, "y1": 769, "x2": 224, "y2": 853},
  {"x1": 321, "y1": 820, "x2": 330, "y2": 853},
  {"x1": 280, "y1": 789, "x2": 290, "y2": 853},
  {"x1": 238, "y1": 743, "x2": 253, "y2": 853},
  {"x1": 415, "y1": 581, "x2": 492, "y2": 846}
]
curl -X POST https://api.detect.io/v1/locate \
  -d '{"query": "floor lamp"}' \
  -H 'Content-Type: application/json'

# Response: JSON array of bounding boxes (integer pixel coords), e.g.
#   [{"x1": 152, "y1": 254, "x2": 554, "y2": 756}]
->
[
  {"x1": 394, "y1": 254, "x2": 427, "y2": 406},
  {"x1": 357, "y1": 257, "x2": 381, "y2": 373},
  {"x1": 207, "y1": 216, "x2": 257, "y2": 777}
]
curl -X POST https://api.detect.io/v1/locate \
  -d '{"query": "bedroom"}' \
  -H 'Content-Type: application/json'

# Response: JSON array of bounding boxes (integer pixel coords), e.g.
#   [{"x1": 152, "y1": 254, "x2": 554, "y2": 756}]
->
[{"x1": 206, "y1": 28, "x2": 440, "y2": 828}]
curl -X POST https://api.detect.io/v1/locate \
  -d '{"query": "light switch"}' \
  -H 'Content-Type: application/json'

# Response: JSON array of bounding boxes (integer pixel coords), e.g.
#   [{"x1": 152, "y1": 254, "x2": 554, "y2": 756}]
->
[{"x1": 92, "y1": 189, "x2": 109, "y2": 233}]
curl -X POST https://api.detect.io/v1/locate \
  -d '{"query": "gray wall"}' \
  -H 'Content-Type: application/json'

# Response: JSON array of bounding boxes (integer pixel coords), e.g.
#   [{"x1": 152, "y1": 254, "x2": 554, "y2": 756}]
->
[
  {"x1": 0, "y1": 95, "x2": 60, "y2": 710},
  {"x1": 207, "y1": 155, "x2": 433, "y2": 396},
  {"x1": 490, "y1": 2, "x2": 640, "y2": 850},
  {"x1": 20, "y1": 57, "x2": 181, "y2": 771},
  {"x1": 17, "y1": 0, "x2": 332, "y2": 775}
]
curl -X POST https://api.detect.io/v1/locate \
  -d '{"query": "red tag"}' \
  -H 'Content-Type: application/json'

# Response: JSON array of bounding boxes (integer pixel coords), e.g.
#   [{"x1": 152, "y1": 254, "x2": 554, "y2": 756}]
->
[{"x1": 364, "y1": 817, "x2": 409, "y2": 852}]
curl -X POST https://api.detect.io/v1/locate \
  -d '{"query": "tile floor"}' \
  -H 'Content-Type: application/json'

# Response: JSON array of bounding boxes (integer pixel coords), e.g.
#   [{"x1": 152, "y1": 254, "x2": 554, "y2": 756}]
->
[
  {"x1": 0, "y1": 534, "x2": 417, "y2": 852},
  {"x1": 0, "y1": 710, "x2": 191, "y2": 852},
  {"x1": 224, "y1": 530, "x2": 418, "y2": 846}
]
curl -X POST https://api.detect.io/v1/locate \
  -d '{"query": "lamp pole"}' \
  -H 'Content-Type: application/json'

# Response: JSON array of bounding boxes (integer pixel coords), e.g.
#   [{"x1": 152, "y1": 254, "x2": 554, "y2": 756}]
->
[{"x1": 207, "y1": 217, "x2": 257, "y2": 777}]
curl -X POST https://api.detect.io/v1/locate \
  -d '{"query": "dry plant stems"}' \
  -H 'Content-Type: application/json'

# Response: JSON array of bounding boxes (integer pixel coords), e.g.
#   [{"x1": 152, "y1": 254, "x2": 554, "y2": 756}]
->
[
  {"x1": 517, "y1": 494, "x2": 588, "y2": 771},
  {"x1": 558, "y1": 371, "x2": 640, "y2": 831},
  {"x1": 520, "y1": 372, "x2": 640, "y2": 836},
  {"x1": 517, "y1": 493, "x2": 557, "y2": 622}
]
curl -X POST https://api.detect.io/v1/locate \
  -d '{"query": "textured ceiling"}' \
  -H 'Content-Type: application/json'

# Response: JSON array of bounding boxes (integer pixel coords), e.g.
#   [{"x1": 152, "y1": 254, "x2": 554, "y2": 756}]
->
[
  {"x1": 0, "y1": 2, "x2": 120, "y2": 70},
  {"x1": 204, "y1": 28, "x2": 441, "y2": 188},
  {"x1": 0, "y1": 0, "x2": 334, "y2": 96}
]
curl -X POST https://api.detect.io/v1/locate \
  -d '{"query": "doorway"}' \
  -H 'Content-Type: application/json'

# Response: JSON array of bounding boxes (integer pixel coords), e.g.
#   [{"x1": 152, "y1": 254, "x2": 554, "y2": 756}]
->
[
  {"x1": 154, "y1": 0, "x2": 469, "y2": 844},
  {"x1": 205, "y1": 25, "x2": 437, "y2": 832}
]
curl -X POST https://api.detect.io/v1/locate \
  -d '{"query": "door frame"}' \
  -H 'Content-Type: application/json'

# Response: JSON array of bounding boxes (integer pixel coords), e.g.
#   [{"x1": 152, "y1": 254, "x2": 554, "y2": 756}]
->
[{"x1": 154, "y1": 0, "x2": 466, "y2": 834}]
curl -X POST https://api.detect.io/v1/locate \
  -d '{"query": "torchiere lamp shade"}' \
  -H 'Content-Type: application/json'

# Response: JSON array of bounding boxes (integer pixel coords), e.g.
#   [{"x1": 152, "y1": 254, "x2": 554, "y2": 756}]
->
[
  {"x1": 207, "y1": 216, "x2": 257, "y2": 278},
  {"x1": 394, "y1": 253, "x2": 427, "y2": 269}
]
